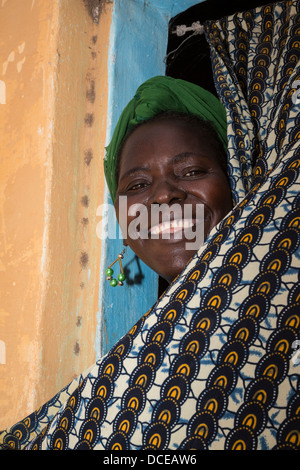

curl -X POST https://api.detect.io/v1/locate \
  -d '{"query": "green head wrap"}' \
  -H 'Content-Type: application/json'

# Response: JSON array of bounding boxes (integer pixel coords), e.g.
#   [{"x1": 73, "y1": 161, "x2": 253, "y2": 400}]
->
[{"x1": 104, "y1": 76, "x2": 227, "y2": 202}]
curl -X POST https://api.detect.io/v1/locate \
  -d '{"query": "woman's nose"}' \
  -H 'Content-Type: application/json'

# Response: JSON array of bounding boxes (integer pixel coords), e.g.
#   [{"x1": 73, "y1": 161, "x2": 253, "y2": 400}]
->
[{"x1": 148, "y1": 180, "x2": 186, "y2": 206}]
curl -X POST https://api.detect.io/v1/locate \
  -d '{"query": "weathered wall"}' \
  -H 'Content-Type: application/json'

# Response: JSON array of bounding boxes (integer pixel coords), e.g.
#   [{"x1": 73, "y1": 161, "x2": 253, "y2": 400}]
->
[
  {"x1": 0, "y1": 0, "x2": 112, "y2": 429},
  {"x1": 101, "y1": 0, "x2": 204, "y2": 353}
]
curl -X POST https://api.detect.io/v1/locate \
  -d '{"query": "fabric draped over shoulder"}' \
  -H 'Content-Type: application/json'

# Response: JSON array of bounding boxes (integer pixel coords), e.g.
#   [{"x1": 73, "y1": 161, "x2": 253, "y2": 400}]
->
[
  {"x1": 1, "y1": 0, "x2": 300, "y2": 450},
  {"x1": 104, "y1": 75, "x2": 228, "y2": 203}
]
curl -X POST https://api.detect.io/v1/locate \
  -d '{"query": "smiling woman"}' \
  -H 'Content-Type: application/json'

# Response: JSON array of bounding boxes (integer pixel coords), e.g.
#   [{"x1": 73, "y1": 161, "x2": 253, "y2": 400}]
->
[
  {"x1": 105, "y1": 75, "x2": 233, "y2": 283},
  {"x1": 113, "y1": 110, "x2": 233, "y2": 282}
]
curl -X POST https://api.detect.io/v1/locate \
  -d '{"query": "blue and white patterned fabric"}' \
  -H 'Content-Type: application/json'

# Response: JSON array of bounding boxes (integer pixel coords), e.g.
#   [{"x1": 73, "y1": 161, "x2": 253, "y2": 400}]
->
[{"x1": 1, "y1": 0, "x2": 300, "y2": 450}]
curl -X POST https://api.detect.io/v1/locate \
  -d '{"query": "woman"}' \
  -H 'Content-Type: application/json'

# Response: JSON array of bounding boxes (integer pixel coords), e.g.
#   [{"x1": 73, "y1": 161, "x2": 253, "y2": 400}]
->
[
  {"x1": 106, "y1": 76, "x2": 233, "y2": 283},
  {"x1": 1, "y1": 0, "x2": 299, "y2": 450}
]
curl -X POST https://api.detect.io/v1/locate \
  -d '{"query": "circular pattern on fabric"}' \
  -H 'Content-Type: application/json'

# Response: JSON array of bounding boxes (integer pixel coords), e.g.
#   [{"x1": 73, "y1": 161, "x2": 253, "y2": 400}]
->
[
  {"x1": 113, "y1": 409, "x2": 137, "y2": 438},
  {"x1": 179, "y1": 435, "x2": 207, "y2": 450},
  {"x1": 121, "y1": 386, "x2": 146, "y2": 415},
  {"x1": 179, "y1": 328, "x2": 208, "y2": 358},
  {"x1": 161, "y1": 375, "x2": 190, "y2": 406},
  {"x1": 239, "y1": 293, "x2": 270, "y2": 322},
  {"x1": 212, "y1": 263, "x2": 242, "y2": 289},
  {"x1": 235, "y1": 401, "x2": 268, "y2": 435},
  {"x1": 86, "y1": 397, "x2": 107, "y2": 424},
  {"x1": 276, "y1": 417, "x2": 300, "y2": 450},
  {"x1": 244, "y1": 377, "x2": 278, "y2": 410},
  {"x1": 217, "y1": 339, "x2": 249, "y2": 370},
  {"x1": 152, "y1": 398, "x2": 180, "y2": 428},
  {"x1": 106, "y1": 431, "x2": 129, "y2": 451},
  {"x1": 170, "y1": 352, "x2": 199, "y2": 381},
  {"x1": 171, "y1": 281, "x2": 197, "y2": 304},
  {"x1": 78, "y1": 418, "x2": 100, "y2": 447},
  {"x1": 146, "y1": 321, "x2": 174, "y2": 346},
  {"x1": 225, "y1": 425, "x2": 258, "y2": 450},
  {"x1": 197, "y1": 386, "x2": 228, "y2": 419},
  {"x1": 223, "y1": 243, "x2": 252, "y2": 269},
  {"x1": 99, "y1": 354, "x2": 123, "y2": 381},
  {"x1": 190, "y1": 306, "x2": 221, "y2": 335},
  {"x1": 249, "y1": 271, "x2": 281, "y2": 298},
  {"x1": 50, "y1": 428, "x2": 69, "y2": 450},
  {"x1": 255, "y1": 352, "x2": 289, "y2": 384},
  {"x1": 129, "y1": 364, "x2": 156, "y2": 392},
  {"x1": 187, "y1": 411, "x2": 218, "y2": 445},
  {"x1": 228, "y1": 316, "x2": 259, "y2": 346},
  {"x1": 92, "y1": 375, "x2": 114, "y2": 402},
  {"x1": 266, "y1": 326, "x2": 298, "y2": 357},
  {"x1": 138, "y1": 342, "x2": 165, "y2": 369},
  {"x1": 206, "y1": 364, "x2": 238, "y2": 396},
  {"x1": 200, "y1": 284, "x2": 231, "y2": 313},
  {"x1": 142, "y1": 422, "x2": 170, "y2": 450}
]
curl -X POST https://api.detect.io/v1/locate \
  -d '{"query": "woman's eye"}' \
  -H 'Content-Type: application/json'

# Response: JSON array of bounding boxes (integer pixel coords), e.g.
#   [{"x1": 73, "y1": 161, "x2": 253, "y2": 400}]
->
[
  {"x1": 183, "y1": 169, "x2": 205, "y2": 177},
  {"x1": 128, "y1": 181, "x2": 148, "y2": 191}
]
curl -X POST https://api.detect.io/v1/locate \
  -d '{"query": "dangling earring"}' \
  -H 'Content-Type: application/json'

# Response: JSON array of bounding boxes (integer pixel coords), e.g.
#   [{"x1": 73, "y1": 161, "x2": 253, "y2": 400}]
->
[{"x1": 105, "y1": 247, "x2": 126, "y2": 287}]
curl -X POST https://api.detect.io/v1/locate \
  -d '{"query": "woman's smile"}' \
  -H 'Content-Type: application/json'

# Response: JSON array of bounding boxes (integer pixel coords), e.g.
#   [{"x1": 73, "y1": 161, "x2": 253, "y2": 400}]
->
[
  {"x1": 114, "y1": 118, "x2": 233, "y2": 282},
  {"x1": 149, "y1": 217, "x2": 197, "y2": 237}
]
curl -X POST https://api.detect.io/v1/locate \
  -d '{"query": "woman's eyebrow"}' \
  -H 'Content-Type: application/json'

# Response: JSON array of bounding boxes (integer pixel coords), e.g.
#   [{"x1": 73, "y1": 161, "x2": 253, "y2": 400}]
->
[
  {"x1": 120, "y1": 152, "x2": 209, "y2": 181},
  {"x1": 172, "y1": 151, "x2": 208, "y2": 163},
  {"x1": 119, "y1": 165, "x2": 150, "y2": 181}
]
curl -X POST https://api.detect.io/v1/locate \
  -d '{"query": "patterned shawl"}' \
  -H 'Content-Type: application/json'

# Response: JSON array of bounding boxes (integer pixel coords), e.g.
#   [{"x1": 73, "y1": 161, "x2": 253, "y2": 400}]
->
[{"x1": 1, "y1": 0, "x2": 300, "y2": 450}]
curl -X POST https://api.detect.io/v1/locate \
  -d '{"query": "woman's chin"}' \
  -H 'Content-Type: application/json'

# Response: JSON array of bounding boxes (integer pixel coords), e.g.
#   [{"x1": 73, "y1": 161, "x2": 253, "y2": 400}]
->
[{"x1": 152, "y1": 249, "x2": 197, "y2": 283}]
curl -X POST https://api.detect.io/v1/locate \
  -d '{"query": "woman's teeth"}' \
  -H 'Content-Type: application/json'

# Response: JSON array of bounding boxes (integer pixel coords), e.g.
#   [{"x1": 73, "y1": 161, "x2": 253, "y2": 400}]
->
[{"x1": 149, "y1": 219, "x2": 195, "y2": 235}]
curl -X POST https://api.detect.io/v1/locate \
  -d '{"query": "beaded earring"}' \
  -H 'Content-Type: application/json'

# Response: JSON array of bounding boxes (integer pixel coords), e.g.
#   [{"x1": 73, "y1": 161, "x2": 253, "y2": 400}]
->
[{"x1": 105, "y1": 248, "x2": 126, "y2": 287}]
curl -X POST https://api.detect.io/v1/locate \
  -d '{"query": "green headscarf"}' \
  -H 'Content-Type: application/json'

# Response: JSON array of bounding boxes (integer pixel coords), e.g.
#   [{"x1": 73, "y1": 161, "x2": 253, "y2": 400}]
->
[{"x1": 104, "y1": 76, "x2": 227, "y2": 202}]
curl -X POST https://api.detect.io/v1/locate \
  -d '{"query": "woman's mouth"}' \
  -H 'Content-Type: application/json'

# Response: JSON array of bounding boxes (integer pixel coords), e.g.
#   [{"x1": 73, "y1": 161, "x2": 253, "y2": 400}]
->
[{"x1": 148, "y1": 218, "x2": 200, "y2": 238}]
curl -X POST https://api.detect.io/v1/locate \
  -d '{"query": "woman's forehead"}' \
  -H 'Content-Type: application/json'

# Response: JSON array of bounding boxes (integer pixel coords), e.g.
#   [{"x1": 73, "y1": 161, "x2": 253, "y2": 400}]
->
[{"x1": 119, "y1": 118, "x2": 219, "y2": 171}]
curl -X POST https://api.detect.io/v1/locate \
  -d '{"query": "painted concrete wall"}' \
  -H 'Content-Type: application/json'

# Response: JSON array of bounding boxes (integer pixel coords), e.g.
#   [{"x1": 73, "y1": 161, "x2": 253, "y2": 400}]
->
[
  {"x1": 0, "y1": 0, "x2": 113, "y2": 429},
  {"x1": 101, "y1": 0, "x2": 204, "y2": 353},
  {"x1": 0, "y1": 0, "x2": 204, "y2": 430}
]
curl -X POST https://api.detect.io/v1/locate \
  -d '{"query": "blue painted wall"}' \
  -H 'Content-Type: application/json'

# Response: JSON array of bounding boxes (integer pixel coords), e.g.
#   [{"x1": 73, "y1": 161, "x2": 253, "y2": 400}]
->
[{"x1": 100, "y1": 0, "x2": 204, "y2": 355}]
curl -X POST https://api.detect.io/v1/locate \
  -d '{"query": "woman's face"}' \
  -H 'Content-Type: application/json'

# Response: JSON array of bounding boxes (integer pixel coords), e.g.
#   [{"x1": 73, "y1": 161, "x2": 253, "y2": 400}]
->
[{"x1": 114, "y1": 119, "x2": 233, "y2": 283}]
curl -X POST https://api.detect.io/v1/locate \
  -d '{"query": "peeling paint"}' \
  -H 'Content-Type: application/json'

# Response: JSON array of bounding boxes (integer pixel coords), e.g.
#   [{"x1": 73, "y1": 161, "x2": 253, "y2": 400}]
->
[
  {"x1": 80, "y1": 251, "x2": 89, "y2": 268},
  {"x1": 0, "y1": 80, "x2": 6, "y2": 104},
  {"x1": 80, "y1": 195, "x2": 89, "y2": 207},
  {"x1": 18, "y1": 41, "x2": 25, "y2": 54},
  {"x1": 2, "y1": 51, "x2": 15, "y2": 75},
  {"x1": 0, "y1": 340, "x2": 6, "y2": 364},
  {"x1": 84, "y1": 149, "x2": 93, "y2": 165},
  {"x1": 2, "y1": 41, "x2": 26, "y2": 76},
  {"x1": 74, "y1": 341, "x2": 80, "y2": 355},
  {"x1": 86, "y1": 79, "x2": 96, "y2": 103},
  {"x1": 82, "y1": 0, "x2": 113, "y2": 24},
  {"x1": 17, "y1": 56, "x2": 26, "y2": 73},
  {"x1": 84, "y1": 112, "x2": 94, "y2": 126}
]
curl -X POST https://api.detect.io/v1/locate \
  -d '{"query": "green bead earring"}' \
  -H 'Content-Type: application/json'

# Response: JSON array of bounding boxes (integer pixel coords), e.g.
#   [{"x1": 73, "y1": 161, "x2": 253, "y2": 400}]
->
[{"x1": 105, "y1": 248, "x2": 126, "y2": 287}]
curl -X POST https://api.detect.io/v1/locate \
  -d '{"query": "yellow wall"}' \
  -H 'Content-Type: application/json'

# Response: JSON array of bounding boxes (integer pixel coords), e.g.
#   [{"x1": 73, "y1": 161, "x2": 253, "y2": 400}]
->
[{"x1": 0, "y1": 0, "x2": 112, "y2": 429}]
